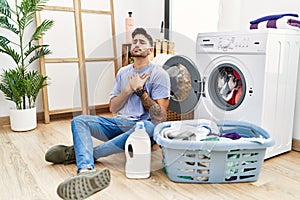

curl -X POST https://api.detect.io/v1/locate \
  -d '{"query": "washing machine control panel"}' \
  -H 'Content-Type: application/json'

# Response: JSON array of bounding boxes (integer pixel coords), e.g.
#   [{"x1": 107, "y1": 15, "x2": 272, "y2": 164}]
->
[
  {"x1": 219, "y1": 37, "x2": 251, "y2": 50},
  {"x1": 197, "y1": 33, "x2": 267, "y2": 53}
]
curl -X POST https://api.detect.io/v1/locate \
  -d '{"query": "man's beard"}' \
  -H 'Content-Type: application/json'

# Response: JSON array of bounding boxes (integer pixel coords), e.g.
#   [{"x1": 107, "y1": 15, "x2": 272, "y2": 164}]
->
[
  {"x1": 131, "y1": 53, "x2": 148, "y2": 58},
  {"x1": 130, "y1": 48, "x2": 149, "y2": 58}
]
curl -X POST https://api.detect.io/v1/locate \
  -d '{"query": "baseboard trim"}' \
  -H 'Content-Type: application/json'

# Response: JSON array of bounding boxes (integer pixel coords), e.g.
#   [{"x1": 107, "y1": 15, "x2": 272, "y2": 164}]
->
[
  {"x1": 0, "y1": 106, "x2": 110, "y2": 126},
  {"x1": 292, "y1": 138, "x2": 300, "y2": 152},
  {"x1": 0, "y1": 116, "x2": 10, "y2": 126}
]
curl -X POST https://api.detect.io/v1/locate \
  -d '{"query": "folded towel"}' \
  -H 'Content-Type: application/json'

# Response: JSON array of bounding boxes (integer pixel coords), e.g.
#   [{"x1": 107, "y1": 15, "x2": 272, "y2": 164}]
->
[
  {"x1": 250, "y1": 13, "x2": 298, "y2": 24},
  {"x1": 250, "y1": 16, "x2": 300, "y2": 30},
  {"x1": 287, "y1": 18, "x2": 300, "y2": 28}
]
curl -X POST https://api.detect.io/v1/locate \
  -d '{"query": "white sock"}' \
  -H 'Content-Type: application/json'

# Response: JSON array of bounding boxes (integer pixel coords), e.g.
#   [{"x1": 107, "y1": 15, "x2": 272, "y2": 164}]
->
[{"x1": 79, "y1": 168, "x2": 96, "y2": 174}]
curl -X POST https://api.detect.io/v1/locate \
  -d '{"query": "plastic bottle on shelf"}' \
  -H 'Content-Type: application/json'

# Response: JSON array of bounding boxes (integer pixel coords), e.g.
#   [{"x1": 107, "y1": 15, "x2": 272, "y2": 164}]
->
[
  {"x1": 125, "y1": 11, "x2": 135, "y2": 43},
  {"x1": 125, "y1": 121, "x2": 151, "y2": 179}
]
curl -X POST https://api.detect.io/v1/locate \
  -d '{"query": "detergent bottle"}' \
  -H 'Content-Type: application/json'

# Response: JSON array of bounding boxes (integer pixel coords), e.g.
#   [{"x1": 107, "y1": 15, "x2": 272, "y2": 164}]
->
[{"x1": 125, "y1": 121, "x2": 151, "y2": 179}]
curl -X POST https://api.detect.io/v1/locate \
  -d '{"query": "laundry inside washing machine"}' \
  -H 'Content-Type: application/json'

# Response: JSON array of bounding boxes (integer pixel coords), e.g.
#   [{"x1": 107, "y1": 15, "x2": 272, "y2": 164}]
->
[{"x1": 209, "y1": 64, "x2": 246, "y2": 111}]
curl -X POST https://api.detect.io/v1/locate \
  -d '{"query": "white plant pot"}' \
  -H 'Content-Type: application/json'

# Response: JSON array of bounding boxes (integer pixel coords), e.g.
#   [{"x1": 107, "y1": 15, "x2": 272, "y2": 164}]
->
[{"x1": 9, "y1": 107, "x2": 37, "y2": 132}]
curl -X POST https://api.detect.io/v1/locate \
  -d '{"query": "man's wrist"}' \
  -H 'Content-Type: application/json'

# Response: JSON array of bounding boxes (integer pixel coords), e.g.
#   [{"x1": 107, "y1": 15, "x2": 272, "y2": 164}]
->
[{"x1": 135, "y1": 88, "x2": 145, "y2": 97}]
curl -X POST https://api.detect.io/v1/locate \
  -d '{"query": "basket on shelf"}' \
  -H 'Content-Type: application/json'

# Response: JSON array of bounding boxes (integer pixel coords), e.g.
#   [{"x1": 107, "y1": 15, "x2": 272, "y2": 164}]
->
[
  {"x1": 167, "y1": 109, "x2": 194, "y2": 121},
  {"x1": 154, "y1": 120, "x2": 274, "y2": 183}
]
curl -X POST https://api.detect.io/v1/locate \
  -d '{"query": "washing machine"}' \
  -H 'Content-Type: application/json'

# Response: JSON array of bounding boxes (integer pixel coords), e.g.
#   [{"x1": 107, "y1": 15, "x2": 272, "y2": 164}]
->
[{"x1": 152, "y1": 29, "x2": 300, "y2": 159}]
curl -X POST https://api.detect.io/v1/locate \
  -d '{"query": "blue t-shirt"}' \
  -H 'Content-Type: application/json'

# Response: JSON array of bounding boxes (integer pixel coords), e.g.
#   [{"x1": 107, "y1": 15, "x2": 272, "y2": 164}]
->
[{"x1": 109, "y1": 62, "x2": 170, "y2": 120}]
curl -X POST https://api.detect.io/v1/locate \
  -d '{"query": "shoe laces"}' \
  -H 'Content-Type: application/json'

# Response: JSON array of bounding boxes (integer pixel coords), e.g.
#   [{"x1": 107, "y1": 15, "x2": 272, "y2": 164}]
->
[{"x1": 65, "y1": 146, "x2": 76, "y2": 161}]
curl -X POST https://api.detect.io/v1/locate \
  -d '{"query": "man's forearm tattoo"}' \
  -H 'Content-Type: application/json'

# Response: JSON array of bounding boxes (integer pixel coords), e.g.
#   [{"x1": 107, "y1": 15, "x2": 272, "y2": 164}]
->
[
  {"x1": 140, "y1": 92, "x2": 167, "y2": 122},
  {"x1": 149, "y1": 103, "x2": 161, "y2": 117}
]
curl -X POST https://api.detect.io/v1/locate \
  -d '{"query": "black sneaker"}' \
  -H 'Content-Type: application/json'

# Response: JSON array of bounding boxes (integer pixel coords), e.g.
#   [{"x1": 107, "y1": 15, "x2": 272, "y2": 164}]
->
[
  {"x1": 45, "y1": 145, "x2": 76, "y2": 164},
  {"x1": 57, "y1": 168, "x2": 111, "y2": 200}
]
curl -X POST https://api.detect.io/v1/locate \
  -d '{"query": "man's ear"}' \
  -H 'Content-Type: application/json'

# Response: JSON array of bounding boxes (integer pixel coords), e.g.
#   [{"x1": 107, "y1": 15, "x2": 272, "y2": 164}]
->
[{"x1": 148, "y1": 47, "x2": 154, "y2": 55}]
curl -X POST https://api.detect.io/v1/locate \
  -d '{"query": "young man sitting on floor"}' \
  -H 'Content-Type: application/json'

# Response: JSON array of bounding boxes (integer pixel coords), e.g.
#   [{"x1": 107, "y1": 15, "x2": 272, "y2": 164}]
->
[{"x1": 45, "y1": 27, "x2": 170, "y2": 200}]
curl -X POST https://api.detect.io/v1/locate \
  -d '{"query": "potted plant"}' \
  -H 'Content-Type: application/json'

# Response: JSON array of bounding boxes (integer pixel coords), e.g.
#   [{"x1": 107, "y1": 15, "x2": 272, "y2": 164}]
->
[{"x1": 0, "y1": 0, "x2": 54, "y2": 131}]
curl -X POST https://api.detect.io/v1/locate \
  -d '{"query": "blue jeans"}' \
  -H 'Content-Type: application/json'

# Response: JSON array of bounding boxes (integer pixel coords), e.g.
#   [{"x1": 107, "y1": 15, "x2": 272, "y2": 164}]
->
[{"x1": 71, "y1": 115, "x2": 155, "y2": 171}]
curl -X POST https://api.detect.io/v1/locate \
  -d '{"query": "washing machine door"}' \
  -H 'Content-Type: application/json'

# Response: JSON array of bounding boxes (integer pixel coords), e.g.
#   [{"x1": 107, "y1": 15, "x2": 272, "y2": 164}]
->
[
  {"x1": 206, "y1": 62, "x2": 247, "y2": 111},
  {"x1": 160, "y1": 55, "x2": 201, "y2": 114}
]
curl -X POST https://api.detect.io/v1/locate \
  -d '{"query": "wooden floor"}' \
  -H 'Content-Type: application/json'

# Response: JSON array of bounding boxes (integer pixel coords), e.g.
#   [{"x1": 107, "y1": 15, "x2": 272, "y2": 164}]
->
[{"x1": 1, "y1": 116, "x2": 300, "y2": 200}]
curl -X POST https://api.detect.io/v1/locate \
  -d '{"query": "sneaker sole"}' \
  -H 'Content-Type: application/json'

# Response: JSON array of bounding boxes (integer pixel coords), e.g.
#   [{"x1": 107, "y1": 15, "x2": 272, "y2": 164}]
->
[{"x1": 57, "y1": 168, "x2": 111, "y2": 200}]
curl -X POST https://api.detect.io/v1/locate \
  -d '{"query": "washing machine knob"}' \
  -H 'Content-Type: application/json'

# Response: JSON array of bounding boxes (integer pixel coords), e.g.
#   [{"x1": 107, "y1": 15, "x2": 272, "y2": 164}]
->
[{"x1": 219, "y1": 39, "x2": 231, "y2": 49}]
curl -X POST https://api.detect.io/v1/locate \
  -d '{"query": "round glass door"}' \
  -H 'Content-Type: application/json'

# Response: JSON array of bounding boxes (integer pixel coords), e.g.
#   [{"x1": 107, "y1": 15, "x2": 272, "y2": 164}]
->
[
  {"x1": 208, "y1": 63, "x2": 246, "y2": 111},
  {"x1": 167, "y1": 63, "x2": 192, "y2": 102},
  {"x1": 163, "y1": 55, "x2": 201, "y2": 114}
]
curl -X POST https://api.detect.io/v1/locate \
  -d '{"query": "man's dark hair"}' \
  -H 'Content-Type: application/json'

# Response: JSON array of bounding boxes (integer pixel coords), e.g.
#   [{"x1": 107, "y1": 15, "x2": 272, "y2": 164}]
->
[{"x1": 132, "y1": 28, "x2": 153, "y2": 47}]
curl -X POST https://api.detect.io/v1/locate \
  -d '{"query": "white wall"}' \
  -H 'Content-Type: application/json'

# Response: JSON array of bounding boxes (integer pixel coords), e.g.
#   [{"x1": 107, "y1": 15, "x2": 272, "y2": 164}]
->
[
  {"x1": 114, "y1": 0, "x2": 164, "y2": 39},
  {"x1": 0, "y1": 0, "x2": 164, "y2": 117},
  {"x1": 171, "y1": 0, "x2": 220, "y2": 40},
  {"x1": 170, "y1": 0, "x2": 220, "y2": 63}
]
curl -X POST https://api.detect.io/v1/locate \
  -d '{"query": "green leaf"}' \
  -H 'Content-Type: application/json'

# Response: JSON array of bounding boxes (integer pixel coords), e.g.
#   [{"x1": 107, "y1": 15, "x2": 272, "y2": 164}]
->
[
  {"x1": 18, "y1": 0, "x2": 48, "y2": 30},
  {"x1": 0, "y1": 67, "x2": 25, "y2": 109},
  {"x1": 1, "y1": 45, "x2": 21, "y2": 65},
  {"x1": 0, "y1": 35, "x2": 10, "y2": 47},
  {"x1": 24, "y1": 70, "x2": 48, "y2": 108},
  {"x1": 0, "y1": 0, "x2": 11, "y2": 18},
  {"x1": 0, "y1": 16, "x2": 19, "y2": 34},
  {"x1": 21, "y1": 0, "x2": 48, "y2": 14},
  {"x1": 24, "y1": 44, "x2": 48, "y2": 57},
  {"x1": 28, "y1": 47, "x2": 51, "y2": 64},
  {"x1": 31, "y1": 19, "x2": 54, "y2": 41}
]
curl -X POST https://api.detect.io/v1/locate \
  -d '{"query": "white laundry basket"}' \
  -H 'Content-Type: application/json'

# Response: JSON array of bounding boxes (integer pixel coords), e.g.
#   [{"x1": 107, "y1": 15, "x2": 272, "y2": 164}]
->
[{"x1": 154, "y1": 120, "x2": 274, "y2": 183}]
